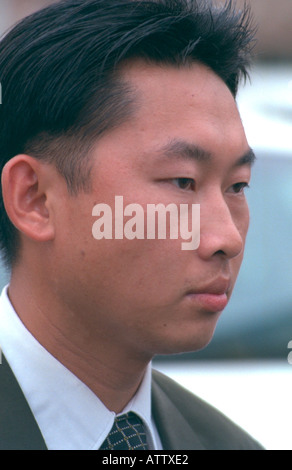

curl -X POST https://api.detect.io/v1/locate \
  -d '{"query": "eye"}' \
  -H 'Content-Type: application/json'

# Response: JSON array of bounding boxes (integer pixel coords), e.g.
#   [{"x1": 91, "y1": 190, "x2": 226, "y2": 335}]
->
[
  {"x1": 228, "y1": 182, "x2": 250, "y2": 194},
  {"x1": 172, "y1": 177, "x2": 195, "y2": 191}
]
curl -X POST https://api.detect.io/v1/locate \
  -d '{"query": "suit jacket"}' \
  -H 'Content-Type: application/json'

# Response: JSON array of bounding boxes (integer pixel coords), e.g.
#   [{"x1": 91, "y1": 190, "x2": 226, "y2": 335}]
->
[{"x1": 0, "y1": 355, "x2": 263, "y2": 450}]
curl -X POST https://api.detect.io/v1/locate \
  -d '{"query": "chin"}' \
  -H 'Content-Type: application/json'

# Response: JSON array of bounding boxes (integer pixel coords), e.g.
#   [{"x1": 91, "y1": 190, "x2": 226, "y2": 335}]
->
[{"x1": 152, "y1": 327, "x2": 217, "y2": 357}]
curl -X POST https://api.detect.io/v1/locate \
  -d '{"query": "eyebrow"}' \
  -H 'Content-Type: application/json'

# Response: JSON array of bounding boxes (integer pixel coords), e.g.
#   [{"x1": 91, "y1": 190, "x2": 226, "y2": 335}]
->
[
  {"x1": 234, "y1": 148, "x2": 256, "y2": 167},
  {"x1": 158, "y1": 139, "x2": 256, "y2": 167}
]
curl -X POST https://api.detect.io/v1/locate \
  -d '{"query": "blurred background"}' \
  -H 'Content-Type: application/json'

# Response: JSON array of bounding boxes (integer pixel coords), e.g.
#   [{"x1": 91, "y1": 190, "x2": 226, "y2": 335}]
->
[{"x1": 0, "y1": 0, "x2": 291, "y2": 450}]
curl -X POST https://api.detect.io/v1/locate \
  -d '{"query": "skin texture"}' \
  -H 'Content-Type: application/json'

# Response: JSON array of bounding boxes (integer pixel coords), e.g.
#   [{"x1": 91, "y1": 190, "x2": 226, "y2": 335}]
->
[{"x1": 2, "y1": 61, "x2": 252, "y2": 412}]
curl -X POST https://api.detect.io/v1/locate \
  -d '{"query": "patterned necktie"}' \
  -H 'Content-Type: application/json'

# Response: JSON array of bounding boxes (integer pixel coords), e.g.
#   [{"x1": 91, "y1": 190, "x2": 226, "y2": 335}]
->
[{"x1": 99, "y1": 412, "x2": 149, "y2": 450}]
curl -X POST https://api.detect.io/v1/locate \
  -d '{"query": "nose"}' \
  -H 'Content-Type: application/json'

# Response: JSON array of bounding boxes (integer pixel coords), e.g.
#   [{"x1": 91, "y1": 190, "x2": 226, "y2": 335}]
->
[{"x1": 197, "y1": 193, "x2": 246, "y2": 261}]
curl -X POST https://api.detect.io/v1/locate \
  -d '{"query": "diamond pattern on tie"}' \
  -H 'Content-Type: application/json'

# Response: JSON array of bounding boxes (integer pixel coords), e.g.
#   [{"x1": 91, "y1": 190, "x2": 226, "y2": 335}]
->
[{"x1": 99, "y1": 412, "x2": 149, "y2": 450}]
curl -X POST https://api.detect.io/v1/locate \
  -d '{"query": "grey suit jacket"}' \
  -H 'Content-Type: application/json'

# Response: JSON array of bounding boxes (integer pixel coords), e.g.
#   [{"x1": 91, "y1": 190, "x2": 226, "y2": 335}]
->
[{"x1": 0, "y1": 356, "x2": 263, "y2": 450}]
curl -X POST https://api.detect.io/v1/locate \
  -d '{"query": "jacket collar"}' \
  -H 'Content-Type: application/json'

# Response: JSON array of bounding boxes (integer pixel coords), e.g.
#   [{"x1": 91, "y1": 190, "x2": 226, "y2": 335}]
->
[{"x1": 151, "y1": 369, "x2": 206, "y2": 450}]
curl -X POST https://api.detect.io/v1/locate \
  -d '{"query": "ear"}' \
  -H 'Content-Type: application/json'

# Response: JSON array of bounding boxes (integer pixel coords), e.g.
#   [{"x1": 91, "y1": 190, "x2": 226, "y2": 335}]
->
[{"x1": 1, "y1": 155, "x2": 55, "y2": 242}]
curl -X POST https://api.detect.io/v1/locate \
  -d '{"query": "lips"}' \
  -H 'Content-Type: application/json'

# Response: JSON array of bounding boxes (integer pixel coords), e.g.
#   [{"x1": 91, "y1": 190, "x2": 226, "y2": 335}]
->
[{"x1": 185, "y1": 278, "x2": 231, "y2": 313}]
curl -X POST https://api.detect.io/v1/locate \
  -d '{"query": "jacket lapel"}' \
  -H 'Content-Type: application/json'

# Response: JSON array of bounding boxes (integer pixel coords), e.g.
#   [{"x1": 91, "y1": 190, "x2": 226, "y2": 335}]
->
[
  {"x1": 151, "y1": 369, "x2": 205, "y2": 450},
  {"x1": 0, "y1": 355, "x2": 47, "y2": 450}
]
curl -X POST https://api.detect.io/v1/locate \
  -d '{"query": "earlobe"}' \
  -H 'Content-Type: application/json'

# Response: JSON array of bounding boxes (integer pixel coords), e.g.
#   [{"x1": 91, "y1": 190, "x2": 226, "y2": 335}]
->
[{"x1": 1, "y1": 155, "x2": 55, "y2": 242}]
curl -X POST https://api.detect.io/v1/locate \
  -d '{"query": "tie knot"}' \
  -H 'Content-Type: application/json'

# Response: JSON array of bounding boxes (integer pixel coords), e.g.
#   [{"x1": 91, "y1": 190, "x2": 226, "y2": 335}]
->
[{"x1": 100, "y1": 412, "x2": 149, "y2": 450}]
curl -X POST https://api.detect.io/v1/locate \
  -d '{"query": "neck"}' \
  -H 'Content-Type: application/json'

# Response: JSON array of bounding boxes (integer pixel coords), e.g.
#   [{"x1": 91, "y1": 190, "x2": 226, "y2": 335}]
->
[{"x1": 8, "y1": 270, "x2": 152, "y2": 414}]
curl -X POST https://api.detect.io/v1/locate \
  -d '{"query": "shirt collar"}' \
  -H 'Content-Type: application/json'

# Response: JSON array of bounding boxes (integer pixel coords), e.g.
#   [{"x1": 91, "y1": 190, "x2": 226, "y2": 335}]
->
[{"x1": 0, "y1": 286, "x2": 159, "y2": 450}]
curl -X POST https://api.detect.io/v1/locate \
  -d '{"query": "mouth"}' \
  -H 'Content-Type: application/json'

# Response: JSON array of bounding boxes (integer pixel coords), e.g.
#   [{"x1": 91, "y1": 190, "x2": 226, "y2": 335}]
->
[{"x1": 185, "y1": 278, "x2": 231, "y2": 313}]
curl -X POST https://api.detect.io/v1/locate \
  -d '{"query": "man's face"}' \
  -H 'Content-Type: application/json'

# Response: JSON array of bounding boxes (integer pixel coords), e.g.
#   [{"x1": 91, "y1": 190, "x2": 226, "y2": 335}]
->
[{"x1": 51, "y1": 61, "x2": 252, "y2": 358}]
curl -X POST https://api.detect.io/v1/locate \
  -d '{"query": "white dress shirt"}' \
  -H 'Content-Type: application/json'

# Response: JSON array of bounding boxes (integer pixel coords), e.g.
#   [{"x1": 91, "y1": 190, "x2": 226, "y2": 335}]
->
[{"x1": 0, "y1": 286, "x2": 162, "y2": 450}]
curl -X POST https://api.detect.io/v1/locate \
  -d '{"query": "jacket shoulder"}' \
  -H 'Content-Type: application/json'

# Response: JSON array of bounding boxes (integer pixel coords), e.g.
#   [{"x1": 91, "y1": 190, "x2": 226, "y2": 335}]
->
[
  {"x1": 152, "y1": 368, "x2": 264, "y2": 450},
  {"x1": 0, "y1": 355, "x2": 47, "y2": 450}
]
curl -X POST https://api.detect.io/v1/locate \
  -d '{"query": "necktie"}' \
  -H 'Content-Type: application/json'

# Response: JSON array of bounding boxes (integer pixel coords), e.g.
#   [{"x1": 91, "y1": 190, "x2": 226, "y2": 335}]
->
[{"x1": 99, "y1": 412, "x2": 149, "y2": 450}]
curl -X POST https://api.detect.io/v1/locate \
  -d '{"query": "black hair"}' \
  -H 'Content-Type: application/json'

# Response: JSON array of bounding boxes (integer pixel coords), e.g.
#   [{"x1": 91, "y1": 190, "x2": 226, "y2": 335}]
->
[{"x1": 0, "y1": 0, "x2": 256, "y2": 266}]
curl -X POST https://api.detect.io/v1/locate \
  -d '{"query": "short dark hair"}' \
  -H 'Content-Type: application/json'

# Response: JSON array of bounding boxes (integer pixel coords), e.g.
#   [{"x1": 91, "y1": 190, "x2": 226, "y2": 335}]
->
[{"x1": 0, "y1": 0, "x2": 255, "y2": 266}]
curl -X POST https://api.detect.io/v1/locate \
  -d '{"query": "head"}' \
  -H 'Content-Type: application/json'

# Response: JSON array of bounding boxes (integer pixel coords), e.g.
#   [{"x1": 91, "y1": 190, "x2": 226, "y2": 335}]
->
[{"x1": 0, "y1": 0, "x2": 256, "y2": 356}]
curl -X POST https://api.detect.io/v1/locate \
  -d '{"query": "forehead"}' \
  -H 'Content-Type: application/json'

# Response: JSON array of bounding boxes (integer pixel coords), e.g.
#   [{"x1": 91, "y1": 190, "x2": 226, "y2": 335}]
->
[
  {"x1": 119, "y1": 60, "x2": 246, "y2": 141},
  {"x1": 119, "y1": 59, "x2": 237, "y2": 116},
  {"x1": 92, "y1": 61, "x2": 249, "y2": 171}
]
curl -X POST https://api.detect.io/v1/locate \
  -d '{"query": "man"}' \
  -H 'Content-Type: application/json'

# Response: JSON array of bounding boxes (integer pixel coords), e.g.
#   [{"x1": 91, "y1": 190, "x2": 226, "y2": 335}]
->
[{"x1": 0, "y1": 0, "x2": 262, "y2": 450}]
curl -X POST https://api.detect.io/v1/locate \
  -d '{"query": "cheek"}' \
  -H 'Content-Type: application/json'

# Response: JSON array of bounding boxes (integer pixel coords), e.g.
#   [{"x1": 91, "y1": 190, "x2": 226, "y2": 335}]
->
[
  {"x1": 87, "y1": 237, "x2": 184, "y2": 304},
  {"x1": 231, "y1": 197, "x2": 250, "y2": 240},
  {"x1": 229, "y1": 200, "x2": 249, "y2": 279},
  {"x1": 230, "y1": 213, "x2": 249, "y2": 284},
  {"x1": 240, "y1": 205, "x2": 250, "y2": 244}
]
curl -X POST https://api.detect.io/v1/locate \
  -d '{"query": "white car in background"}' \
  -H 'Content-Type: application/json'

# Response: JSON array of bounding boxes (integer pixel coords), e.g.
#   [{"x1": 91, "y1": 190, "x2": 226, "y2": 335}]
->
[{"x1": 0, "y1": 64, "x2": 291, "y2": 450}]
